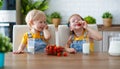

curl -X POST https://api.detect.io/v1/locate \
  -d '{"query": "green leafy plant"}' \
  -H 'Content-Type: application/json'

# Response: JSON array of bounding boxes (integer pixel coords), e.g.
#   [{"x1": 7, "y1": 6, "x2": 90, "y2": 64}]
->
[
  {"x1": 102, "y1": 12, "x2": 113, "y2": 19},
  {"x1": 21, "y1": 0, "x2": 49, "y2": 15},
  {"x1": 0, "y1": 34, "x2": 12, "y2": 53},
  {"x1": 0, "y1": 0, "x2": 3, "y2": 9},
  {"x1": 46, "y1": 14, "x2": 52, "y2": 24},
  {"x1": 21, "y1": 0, "x2": 49, "y2": 24},
  {"x1": 84, "y1": 16, "x2": 96, "y2": 24},
  {"x1": 50, "y1": 12, "x2": 62, "y2": 19}
]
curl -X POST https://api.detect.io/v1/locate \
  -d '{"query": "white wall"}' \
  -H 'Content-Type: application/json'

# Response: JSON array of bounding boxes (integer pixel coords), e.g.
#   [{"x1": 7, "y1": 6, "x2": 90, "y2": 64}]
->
[{"x1": 45, "y1": 0, "x2": 120, "y2": 25}]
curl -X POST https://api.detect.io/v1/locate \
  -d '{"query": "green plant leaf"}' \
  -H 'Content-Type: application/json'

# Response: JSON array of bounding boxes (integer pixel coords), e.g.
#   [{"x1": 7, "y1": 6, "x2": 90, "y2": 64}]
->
[
  {"x1": 0, "y1": 34, "x2": 12, "y2": 53},
  {"x1": 21, "y1": 0, "x2": 49, "y2": 24},
  {"x1": 51, "y1": 12, "x2": 62, "y2": 19},
  {"x1": 46, "y1": 14, "x2": 52, "y2": 24},
  {"x1": 0, "y1": 0, "x2": 3, "y2": 9},
  {"x1": 102, "y1": 12, "x2": 113, "y2": 19},
  {"x1": 84, "y1": 16, "x2": 96, "y2": 24},
  {"x1": 39, "y1": 5, "x2": 49, "y2": 11},
  {"x1": 33, "y1": 1, "x2": 42, "y2": 8}
]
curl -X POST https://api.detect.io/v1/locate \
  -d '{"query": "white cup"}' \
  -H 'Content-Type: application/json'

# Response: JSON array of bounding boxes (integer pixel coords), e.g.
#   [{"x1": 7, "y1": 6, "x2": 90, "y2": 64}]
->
[
  {"x1": 28, "y1": 38, "x2": 35, "y2": 54},
  {"x1": 28, "y1": 47, "x2": 34, "y2": 53},
  {"x1": 83, "y1": 43, "x2": 90, "y2": 54}
]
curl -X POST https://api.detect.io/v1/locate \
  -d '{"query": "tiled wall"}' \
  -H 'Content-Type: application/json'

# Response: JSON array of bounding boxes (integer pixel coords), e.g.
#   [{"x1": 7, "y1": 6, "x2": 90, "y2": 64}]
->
[
  {"x1": 45, "y1": 0, "x2": 120, "y2": 25},
  {"x1": 0, "y1": 10, "x2": 16, "y2": 22}
]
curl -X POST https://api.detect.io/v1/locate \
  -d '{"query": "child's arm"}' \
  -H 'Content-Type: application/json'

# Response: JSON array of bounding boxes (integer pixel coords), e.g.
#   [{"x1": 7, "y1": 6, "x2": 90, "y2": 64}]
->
[
  {"x1": 13, "y1": 43, "x2": 26, "y2": 54},
  {"x1": 86, "y1": 27, "x2": 102, "y2": 41},
  {"x1": 65, "y1": 35, "x2": 76, "y2": 53},
  {"x1": 82, "y1": 21, "x2": 102, "y2": 41},
  {"x1": 43, "y1": 25, "x2": 51, "y2": 40},
  {"x1": 13, "y1": 33, "x2": 27, "y2": 54}
]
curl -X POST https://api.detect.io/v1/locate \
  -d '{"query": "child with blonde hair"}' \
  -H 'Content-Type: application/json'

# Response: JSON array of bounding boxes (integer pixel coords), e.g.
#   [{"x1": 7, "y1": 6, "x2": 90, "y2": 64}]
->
[
  {"x1": 14, "y1": 9, "x2": 51, "y2": 54},
  {"x1": 65, "y1": 14, "x2": 102, "y2": 53}
]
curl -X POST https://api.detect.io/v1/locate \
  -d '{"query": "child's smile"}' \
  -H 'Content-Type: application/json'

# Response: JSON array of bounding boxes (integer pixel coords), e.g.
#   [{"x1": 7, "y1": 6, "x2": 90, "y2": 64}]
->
[
  {"x1": 76, "y1": 23, "x2": 81, "y2": 26},
  {"x1": 71, "y1": 22, "x2": 83, "y2": 30}
]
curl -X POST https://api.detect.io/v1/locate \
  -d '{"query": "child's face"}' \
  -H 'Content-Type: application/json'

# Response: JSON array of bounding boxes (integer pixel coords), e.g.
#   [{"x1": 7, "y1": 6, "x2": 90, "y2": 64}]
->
[
  {"x1": 32, "y1": 17, "x2": 46, "y2": 32},
  {"x1": 69, "y1": 16, "x2": 84, "y2": 31}
]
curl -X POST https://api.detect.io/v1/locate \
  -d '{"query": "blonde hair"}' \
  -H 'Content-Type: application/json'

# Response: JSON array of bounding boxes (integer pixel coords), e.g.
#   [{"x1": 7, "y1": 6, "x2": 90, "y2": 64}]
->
[{"x1": 25, "y1": 9, "x2": 46, "y2": 28}]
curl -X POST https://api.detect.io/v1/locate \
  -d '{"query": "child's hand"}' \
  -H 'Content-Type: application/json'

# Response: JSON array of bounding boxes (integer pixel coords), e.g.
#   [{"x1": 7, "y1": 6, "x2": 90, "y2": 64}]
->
[
  {"x1": 68, "y1": 48, "x2": 76, "y2": 54},
  {"x1": 44, "y1": 24, "x2": 48, "y2": 30},
  {"x1": 13, "y1": 50, "x2": 24, "y2": 54},
  {"x1": 81, "y1": 21, "x2": 88, "y2": 29}
]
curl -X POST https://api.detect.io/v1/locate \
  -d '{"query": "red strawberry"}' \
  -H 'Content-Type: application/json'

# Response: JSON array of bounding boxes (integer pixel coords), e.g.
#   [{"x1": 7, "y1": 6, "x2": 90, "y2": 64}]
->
[
  {"x1": 57, "y1": 53, "x2": 61, "y2": 56},
  {"x1": 54, "y1": 46, "x2": 57, "y2": 51},
  {"x1": 63, "y1": 52, "x2": 68, "y2": 56},
  {"x1": 46, "y1": 45, "x2": 49, "y2": 49},
  {"x1": 49, "y1": 46, "x2": 53, "y2": 50}
]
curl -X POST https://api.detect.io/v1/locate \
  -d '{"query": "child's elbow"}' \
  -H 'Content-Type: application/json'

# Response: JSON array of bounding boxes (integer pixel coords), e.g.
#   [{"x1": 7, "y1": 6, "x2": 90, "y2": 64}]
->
[
  {"x1": 45, "y1": 35, "x2": 51, "y2": 40},
  {"x1": 97, "y1": 36, "x2": 103, "y2": 41}
]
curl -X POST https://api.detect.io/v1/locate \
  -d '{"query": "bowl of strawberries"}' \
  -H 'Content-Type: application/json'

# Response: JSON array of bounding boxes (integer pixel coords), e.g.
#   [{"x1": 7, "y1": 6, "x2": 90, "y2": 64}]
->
[{"x1": 45, "y1": 45, "x2": 68, "y2": 56}]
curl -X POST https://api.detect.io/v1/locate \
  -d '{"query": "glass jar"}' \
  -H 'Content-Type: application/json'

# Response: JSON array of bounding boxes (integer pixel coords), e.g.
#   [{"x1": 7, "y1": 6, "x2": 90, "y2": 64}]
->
[{"x1": 108, "y1": 35, "x2": 120, "y2": 56}]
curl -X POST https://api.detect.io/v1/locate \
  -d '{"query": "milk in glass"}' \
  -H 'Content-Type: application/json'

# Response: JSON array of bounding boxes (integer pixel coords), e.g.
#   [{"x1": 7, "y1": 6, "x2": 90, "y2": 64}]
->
[
  {"x1": 109, "y1": 37, "x2": 120, "y2": 56},
  {"x1": 82, "y1": 32, "x2": 90, "y2": 54},
  {"x1": 28, "y1": 38, "x2": 35, "y2": 54},
  {"x1": 83, "y1": 42, "x2": 90, "y2": 54}
]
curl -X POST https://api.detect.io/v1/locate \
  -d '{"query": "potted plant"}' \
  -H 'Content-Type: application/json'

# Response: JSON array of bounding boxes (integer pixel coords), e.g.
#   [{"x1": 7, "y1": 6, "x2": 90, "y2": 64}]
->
[
  {"x1": 21, "y1": 0, "x2": 49, "y2": 24},
  {"x1": 0, "y1": 34, "x2": 12, "y2": 68},
  {"x1": 102, "y1": 12, "x2": 113, "y2": 27},
  {"x1": 84, "y1": 16, "x2": 96, "y2": 24},
  {"x1": 0, "y1": 0, "x2": 3, "y2": 9},
  {"x1": 50, "y1": 12, "x2": 62, "y2": 29}
]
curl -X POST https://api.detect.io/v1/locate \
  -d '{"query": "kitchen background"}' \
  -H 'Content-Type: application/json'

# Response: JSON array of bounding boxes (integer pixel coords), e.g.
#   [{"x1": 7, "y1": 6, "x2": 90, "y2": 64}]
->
[
  {"x1": 0, "y1": 0, "x2": 120, "y2": 42},
  {"x1": 17, "y1": 0, "x2": 120, "y2": 52},
  {"x1": 0, "y1": 0, "x2": 16, "y2": 42},
  {"x1": 45, "y1": 0, "x2": 120, "y2": 25}
]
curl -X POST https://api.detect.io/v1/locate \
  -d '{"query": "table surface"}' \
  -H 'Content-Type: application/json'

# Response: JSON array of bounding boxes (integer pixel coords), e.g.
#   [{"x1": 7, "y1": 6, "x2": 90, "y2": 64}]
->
[{"x1": 4, "y1": 52, "x2": 120, "y2": 69}]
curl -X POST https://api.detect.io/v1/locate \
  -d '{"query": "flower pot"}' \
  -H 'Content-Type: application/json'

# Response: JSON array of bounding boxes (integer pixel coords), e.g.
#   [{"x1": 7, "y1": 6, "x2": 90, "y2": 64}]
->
[
  {"x1": 52, "y1": 18, "x2": 61, "y2": 28},
  {"x1": 103, "y1": 18, "x2": 112, "y2": 27},
  {"x1": 0, "y1": 53, "x2": 5, "y2": 68}
]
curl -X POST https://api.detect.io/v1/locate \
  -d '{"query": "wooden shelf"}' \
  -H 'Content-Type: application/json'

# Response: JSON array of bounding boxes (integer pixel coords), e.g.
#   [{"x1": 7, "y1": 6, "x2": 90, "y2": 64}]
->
[{"x1": 97, "y1": 25, "x2": 120, "y2": 31}]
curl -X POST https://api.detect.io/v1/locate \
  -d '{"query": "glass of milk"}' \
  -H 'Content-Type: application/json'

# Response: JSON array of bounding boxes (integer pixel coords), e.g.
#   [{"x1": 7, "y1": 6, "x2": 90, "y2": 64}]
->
[
  {"x1": 109, "y1": 36, "x2": 120, "y2": 56},
  {"x1": 28, "y1": 38, "x2": 35, "y2": 54},
  {"x1": 82, "y1": 38, "x2": 90, "y2": 54},
  {"x1": 83, "y1": 42, "x2": 90, "y2": 54}
]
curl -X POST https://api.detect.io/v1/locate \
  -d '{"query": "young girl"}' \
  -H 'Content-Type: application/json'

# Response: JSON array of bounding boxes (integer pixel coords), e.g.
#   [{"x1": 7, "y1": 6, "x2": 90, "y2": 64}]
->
[
  {"x1": 65, "y1": 14, "x2": 102, "y2": 53},
  {"x1": 14, "y1": 10, "x2": 51, "y2": 54}
]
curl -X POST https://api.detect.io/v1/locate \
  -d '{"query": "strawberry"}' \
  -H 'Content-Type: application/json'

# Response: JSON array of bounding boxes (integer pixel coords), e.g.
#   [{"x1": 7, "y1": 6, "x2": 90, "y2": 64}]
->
[
  {"x1": 54, "y1": 46, "x2": 57, "y2": 51},
  {"x1": 46, "y1": 45, "x2": 49, "y2": 49},
  {"x1": 63, "y1": 52, "x2": 68, "y2": 56},
  {"x1": 57, "y1": 53, "x2": 61, "y2": 57},
  {"x1": 45, "y1": 45, "x2": 66, "y2": 56}
]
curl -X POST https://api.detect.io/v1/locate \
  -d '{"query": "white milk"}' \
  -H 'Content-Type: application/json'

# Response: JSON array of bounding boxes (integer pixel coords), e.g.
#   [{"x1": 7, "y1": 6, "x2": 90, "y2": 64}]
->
[
  {"x1": 109, "y1": 41, "x2": 120, "y2": 56},
  {"x1": 28, "y1": 38, "x2": 35, "y2": 54},
  {"x1": 28, "y1": 47, "x2": 34, "y2": 54},
  {"x1": 55, "y1": 31, "x2": 59, "y2": 46},
  {"x1": 83, "y1": 43, "x2": 90, "y2": 54}
]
